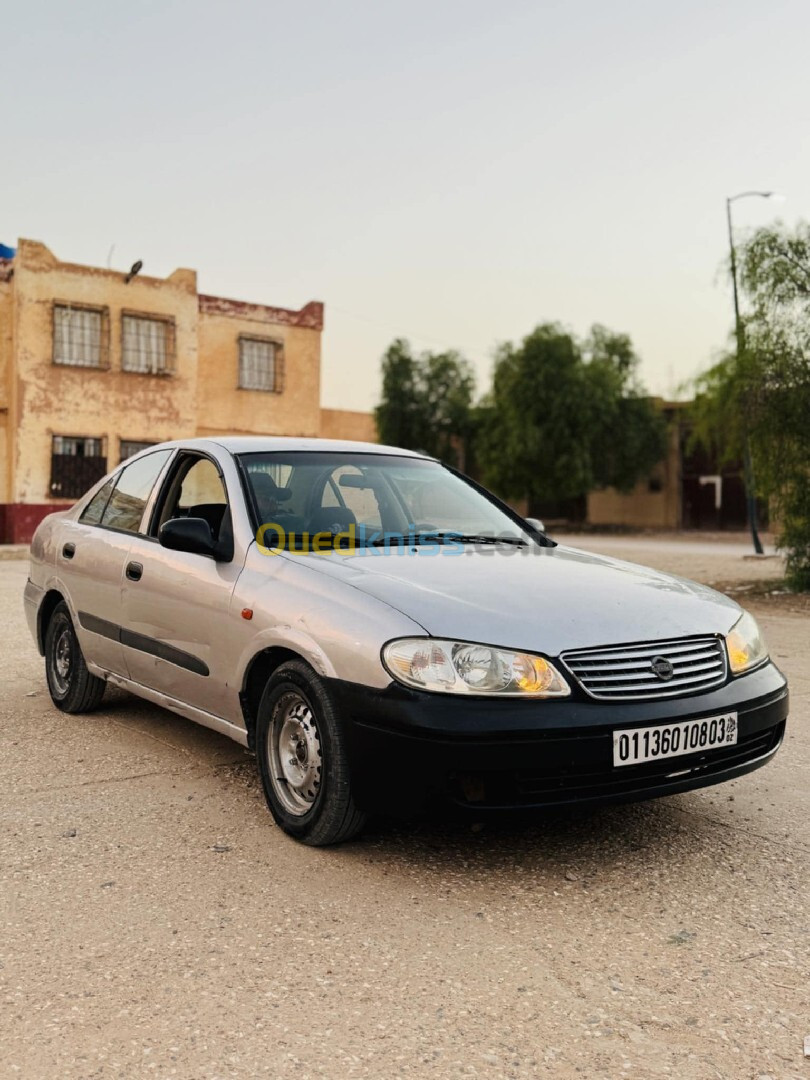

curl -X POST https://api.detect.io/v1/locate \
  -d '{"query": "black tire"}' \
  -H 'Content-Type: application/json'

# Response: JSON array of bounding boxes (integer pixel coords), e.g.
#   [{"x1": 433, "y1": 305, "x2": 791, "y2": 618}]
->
[
  {"x1": 256, "y1": 660, "x2": 366, "y2": 846},
  {"x1": 44, "y1": 601, "x2": 106, "y2": 714}
]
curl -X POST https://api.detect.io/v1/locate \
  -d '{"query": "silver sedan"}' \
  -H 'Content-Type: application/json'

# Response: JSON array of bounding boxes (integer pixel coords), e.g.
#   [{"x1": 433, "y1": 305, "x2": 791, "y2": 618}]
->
[{"x1": 25, "y1": 438, "x2": 789, "y2": 845}]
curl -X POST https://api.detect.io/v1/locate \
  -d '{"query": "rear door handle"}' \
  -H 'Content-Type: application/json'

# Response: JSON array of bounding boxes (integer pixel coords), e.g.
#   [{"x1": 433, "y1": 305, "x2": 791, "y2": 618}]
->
[
  {"x1": 126, "y1": 561, "x2": 143, "y2": 582},
  {"x1": 62, "y1": 543, "x2": 75, "y2": 560}
]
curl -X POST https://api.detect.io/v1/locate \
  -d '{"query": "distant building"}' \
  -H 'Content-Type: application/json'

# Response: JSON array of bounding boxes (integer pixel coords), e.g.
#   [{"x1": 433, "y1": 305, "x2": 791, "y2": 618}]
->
[
  {"x1": 586, "y1": 401, "x2": 762, "y2": 531},
  {"x1": 0, "y1": 239, "x2": 375, "y2": 542}
]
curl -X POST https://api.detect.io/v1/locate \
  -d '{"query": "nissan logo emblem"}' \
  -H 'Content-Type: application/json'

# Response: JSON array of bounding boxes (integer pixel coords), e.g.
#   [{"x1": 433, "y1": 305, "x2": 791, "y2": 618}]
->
[{"x1": 650, "y1": 656, "x2": 675, "y2": 681}]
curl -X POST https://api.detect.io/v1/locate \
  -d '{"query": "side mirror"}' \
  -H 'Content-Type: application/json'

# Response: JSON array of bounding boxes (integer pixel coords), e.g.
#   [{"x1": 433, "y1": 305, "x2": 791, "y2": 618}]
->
[
  {"x1": 525, "y1": 516, "x2": 546, "y2": 534},
  {"x1": 159, "y1": 517, "x2": 220, "y2": 559}
]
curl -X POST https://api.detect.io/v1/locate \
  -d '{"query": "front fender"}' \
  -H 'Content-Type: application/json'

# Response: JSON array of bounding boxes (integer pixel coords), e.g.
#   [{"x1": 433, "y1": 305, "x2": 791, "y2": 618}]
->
[
  {"x1": 231, "y1": 546, "x2": 429, "y2": 696},
  {"x1": 235, "y1": 625, "x2": 338, "y2": 684}
]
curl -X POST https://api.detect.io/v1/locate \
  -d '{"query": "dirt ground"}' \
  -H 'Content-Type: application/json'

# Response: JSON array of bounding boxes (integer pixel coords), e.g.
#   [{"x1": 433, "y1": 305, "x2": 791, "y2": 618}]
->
[{"x1": 1, "y1": 539, "x2": 808, "y2": 1079}]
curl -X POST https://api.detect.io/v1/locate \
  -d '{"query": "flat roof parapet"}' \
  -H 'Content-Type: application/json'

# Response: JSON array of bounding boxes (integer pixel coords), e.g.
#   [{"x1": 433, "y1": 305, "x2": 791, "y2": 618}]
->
[{"x1": 198, "y1": 294, "x2": 323, "y2": 330}]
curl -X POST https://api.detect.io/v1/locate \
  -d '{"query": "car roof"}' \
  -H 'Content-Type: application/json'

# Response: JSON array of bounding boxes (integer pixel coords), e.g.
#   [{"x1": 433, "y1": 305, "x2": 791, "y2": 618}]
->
[{"x1": 153, "y1": 436, "x2": 428, "y2": 458}]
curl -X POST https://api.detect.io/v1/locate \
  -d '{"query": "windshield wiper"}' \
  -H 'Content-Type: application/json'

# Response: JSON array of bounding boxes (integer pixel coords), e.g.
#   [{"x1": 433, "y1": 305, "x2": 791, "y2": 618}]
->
[
  {"x1": 366, "y1": 532, "x2": 527, "y2": 547},
  {"x1": 443, "y1": 534, "x2": 528, "y2": 547}
]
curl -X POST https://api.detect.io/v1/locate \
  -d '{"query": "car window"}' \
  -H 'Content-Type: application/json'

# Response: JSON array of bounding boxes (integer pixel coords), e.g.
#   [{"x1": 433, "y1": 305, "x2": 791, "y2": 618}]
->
[
  {"x1": 176, "y1": 459, "x2": 227, "y2": 510},
  {"x1": 156, "y1": 456, "x2": 229, "y2": 541},
  {"x1": 101, "y1": 450, "x2": 173, "y2": 534},
  {"x1": 240, "y1": 451, "x2": 527, "y2": 549},
  {"x1": 80, "y1": 475, "x2": 117, "y2": 525}
]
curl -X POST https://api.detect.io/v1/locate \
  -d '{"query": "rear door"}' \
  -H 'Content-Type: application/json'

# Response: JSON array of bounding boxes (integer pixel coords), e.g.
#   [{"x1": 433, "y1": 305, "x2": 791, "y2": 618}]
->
[{"x1": 60, "y1": 449, "x2": 174, "y2": 675}]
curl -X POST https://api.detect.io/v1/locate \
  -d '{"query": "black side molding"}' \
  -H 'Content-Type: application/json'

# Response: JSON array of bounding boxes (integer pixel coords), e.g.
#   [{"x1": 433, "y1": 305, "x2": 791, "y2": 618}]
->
[
  {"x1": 120, "y1": 628, "x2": 209, "y2": 677},
  {"x1": 78, "y1": 612, "x2": 120, "y2": 642},
  {"x1": 77, "y1": 611, "x2": 209, "y2": 677}
]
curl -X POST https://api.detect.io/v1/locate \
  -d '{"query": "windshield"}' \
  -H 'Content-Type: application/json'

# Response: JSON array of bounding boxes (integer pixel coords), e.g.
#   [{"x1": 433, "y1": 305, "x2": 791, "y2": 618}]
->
[{"x1": 238, "y1": 451, "x2": 530, "y2": 550}]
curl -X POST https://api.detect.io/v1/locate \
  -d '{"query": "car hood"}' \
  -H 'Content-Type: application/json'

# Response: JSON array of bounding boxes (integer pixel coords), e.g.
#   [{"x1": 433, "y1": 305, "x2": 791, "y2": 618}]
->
[{"x1": 289, "y1": 543, "x2": 742, "y2": 654}]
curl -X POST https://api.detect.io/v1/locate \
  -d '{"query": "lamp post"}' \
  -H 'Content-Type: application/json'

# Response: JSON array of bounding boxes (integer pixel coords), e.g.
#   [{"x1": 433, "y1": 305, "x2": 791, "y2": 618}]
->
[{"x1": 725, "y1": 190, "x2": 776, "y2": 556}]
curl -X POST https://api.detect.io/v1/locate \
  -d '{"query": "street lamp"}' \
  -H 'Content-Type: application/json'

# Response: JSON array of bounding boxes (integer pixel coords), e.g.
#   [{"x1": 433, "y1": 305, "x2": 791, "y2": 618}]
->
[{"x1": 725, "y1": 190, "x2": 780, "y2": 555}]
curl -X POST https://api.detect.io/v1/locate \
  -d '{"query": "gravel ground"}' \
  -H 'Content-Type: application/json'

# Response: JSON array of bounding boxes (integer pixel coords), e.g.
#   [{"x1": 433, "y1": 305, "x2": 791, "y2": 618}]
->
[
  {"x1": 553, "y1": 532, "x2": 787, "y2": 589},
  {"x1": 1, "y1": 545, "x2": 808, "y2": 1079}
]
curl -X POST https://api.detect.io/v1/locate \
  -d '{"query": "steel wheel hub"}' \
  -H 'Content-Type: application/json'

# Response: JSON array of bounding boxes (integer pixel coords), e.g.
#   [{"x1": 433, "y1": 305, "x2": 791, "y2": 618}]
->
[
  {"x1": 52, "y1": 627, "x2": 72, "y2": 694},
  {"x1": 268, "y1": 693, "x2": 322, "y2": 816}
]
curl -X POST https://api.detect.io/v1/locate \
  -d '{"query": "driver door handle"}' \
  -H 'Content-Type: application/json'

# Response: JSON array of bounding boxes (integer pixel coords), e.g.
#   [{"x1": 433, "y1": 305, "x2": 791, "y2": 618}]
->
[{"x1": 126, "y1": 561, "x2": 143, "y2": 582}]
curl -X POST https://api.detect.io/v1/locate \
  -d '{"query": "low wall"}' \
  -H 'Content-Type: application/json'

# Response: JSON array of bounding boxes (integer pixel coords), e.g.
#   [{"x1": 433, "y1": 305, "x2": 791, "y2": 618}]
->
[{"x1": 0, "y1": 503, "x2": 72, "y2": 544}]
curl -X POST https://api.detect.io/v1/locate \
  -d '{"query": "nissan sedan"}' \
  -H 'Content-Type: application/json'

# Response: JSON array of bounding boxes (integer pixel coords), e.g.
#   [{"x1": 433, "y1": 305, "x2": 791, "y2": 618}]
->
[{"x1": 25, "y1": 438, "x2": 789, "y2": 845}]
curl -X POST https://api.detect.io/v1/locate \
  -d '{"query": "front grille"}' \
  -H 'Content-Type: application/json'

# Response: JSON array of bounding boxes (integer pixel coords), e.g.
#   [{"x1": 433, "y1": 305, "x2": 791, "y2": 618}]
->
[{"x1": 561, "y1": 636, "x2": 727, "y2": 701}]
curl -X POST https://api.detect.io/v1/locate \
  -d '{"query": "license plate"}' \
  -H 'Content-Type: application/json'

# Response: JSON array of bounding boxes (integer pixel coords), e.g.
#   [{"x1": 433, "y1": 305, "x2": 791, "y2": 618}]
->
[{"x1": 613, "y1": 712, "x2": 738, "y2": 767}]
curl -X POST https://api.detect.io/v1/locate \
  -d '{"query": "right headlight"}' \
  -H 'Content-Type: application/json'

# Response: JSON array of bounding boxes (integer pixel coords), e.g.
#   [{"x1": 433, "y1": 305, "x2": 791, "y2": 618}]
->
[
  {"x1": 725, "y1": 610, "x2": 768, "y2": 675},
  {"x1": 381, "y1": 638, "x2": 571, "y2": 697}
]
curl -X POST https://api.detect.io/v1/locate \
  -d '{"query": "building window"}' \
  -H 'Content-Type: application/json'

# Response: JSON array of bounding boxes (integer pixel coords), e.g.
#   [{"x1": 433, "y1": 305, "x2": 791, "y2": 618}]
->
[
  {"x1": 122, "y1": 313, "x2": 175, "y2": 375},
  {"x1": 120, "y1": 439, "x2": 157, "y2": 462},
  {"x1": 50, "y1": 436, "x2": 108, "y2": 499},
  {"x1": 238, "y1": 336, "x2": 284, "y2": 392},
  {"x1": 53, "y1": 304, "x2": 109, "y2": 368}
]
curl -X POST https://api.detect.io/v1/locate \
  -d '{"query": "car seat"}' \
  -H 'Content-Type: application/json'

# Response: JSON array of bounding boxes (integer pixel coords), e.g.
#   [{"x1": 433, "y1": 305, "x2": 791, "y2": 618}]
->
[{"x1": 308, "y1": 507, "x2": 358, "y2": 535}]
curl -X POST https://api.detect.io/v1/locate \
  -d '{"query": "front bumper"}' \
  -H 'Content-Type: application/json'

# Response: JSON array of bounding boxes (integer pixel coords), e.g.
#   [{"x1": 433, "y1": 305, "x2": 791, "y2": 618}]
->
[{"x1": 330, "y1": 661, "x2": 788, "y2": 817}]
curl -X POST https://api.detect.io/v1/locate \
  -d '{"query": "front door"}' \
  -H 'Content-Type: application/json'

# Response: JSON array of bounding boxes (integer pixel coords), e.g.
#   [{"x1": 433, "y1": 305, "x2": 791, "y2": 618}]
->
[{"x1": 119, "y1": 452, "x2": 243, "y2": 720}]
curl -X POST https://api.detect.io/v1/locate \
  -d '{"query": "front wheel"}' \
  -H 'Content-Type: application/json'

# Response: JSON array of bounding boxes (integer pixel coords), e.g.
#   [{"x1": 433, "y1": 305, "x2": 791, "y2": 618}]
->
[
  {"x1": 256, "y1": 660, "x2": 366, "y2": 846},
  {"x1": 44, "y1": 601, "x2": 106, "y2": 713}
]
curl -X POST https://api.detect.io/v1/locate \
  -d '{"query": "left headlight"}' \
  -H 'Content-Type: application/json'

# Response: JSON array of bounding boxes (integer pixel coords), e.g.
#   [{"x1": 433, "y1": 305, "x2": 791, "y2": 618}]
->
[
  {"x1": 725, "y1": 610, "x2": 768, "y2": 675},
  {"x1": 381, "y1": 638, "x2": 571, "y2": 697}
]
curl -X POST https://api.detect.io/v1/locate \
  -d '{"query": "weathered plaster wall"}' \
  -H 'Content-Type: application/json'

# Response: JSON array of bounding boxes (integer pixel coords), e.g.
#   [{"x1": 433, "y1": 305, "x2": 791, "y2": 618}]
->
[
  {"x1": 196, "y1": 298, "x2": 323, "y2": 438},
  {"x1": 12, "y1": 240, "x2": 199, "y2": 502},
  {"x1": 3, "y1": 240, "x2": 339, "y2": 541},
  {"x1": 319, "y1": 408, "x2": 377, "y2": 444},
  {"x1": 0, "y1": 271, "x2": 13, "y2": 503}
]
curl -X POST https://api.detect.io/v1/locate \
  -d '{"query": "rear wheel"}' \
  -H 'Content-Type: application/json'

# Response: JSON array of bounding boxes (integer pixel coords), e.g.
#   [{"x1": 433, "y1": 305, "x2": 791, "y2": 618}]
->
[
  {"x1": 256, "y1": 660, "x2": 366, "y2": 846},
  {"x1": 44, "y1": 602, "x2": 106, "y2": 713}
]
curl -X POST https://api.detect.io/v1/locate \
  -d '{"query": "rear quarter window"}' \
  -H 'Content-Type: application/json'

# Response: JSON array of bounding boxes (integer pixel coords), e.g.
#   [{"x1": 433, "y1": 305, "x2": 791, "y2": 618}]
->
[
  {"x1": 100, "y1": 450, "x2": 173, "y2": 534},
  {"x1": 79, "y1": 476, "x2": 117, "y2": 525}
]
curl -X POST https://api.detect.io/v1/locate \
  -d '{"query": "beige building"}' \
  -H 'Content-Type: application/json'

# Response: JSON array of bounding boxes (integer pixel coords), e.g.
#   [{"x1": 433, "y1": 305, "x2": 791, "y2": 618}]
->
[
  {"x1": 585, "y1": 400, "x2": 755, "y2": 532},
  {"x1": 586, "y1": 403, "x2": 683, "y2": 529},
  {"x1": 0, "y1": 239, "x2": 375, "y2": 542}
]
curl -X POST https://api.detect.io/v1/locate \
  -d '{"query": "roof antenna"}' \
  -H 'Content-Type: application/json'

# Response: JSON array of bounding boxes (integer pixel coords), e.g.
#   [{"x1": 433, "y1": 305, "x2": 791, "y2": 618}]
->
[
  {"x1": 124, "y1": 259, "x2": 143, "y2": 284},
  {"x1": 107, "y1": 243, "x2": 115, "y2": 268}
]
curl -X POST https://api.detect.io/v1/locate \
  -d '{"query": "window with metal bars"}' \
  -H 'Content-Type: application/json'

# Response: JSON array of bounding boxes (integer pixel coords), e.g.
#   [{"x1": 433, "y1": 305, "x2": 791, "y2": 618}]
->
[
  {"x1": 238, "y1": 336, "x2": 284, "y2": 392},
  {"x1": 121, "y1": 313, "x2": 176, "y2": 375},
  {"x1": 50, "y1": 436, "x2": 108, "y2": 499},
  {"x1": 53, "y1": 304, "x2": 109, "y2": 368},
  {"x1": 120, "y1": 439, "x2": 157, "y2": 462}
]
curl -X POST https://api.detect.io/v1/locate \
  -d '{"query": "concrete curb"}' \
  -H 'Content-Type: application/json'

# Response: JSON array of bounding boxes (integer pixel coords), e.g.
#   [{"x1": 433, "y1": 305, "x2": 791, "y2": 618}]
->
[{"x1": 0, "y1": 546, "x2": 29, "y2": 561}]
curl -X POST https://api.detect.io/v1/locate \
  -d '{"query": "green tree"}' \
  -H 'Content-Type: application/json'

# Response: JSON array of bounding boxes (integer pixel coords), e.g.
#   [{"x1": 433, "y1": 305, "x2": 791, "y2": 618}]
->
[
  {"x1": 584, "y1": 325, "x2": 668, "y2": 492},
  {"x1": 692, "y1": 221, "x2": 810, "y2": 589},
  {"x1": 478, "y1": 322, "x2": 666, "y2": 507},
  {"x1": 375, "y1": 339, "x2": 475, "y2": 466},
  {"x1": 375, "y1": 339, "x2": 423, "y2": 450}
]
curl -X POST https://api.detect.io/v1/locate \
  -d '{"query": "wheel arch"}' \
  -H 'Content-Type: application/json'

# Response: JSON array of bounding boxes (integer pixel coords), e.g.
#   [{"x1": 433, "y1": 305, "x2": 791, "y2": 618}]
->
[
  {"x1": 240, "y1": 646, "x2": 310, "y2": 750},
  {"x1": 37, "y1": 588, "x2": 67, "y2": 655}
]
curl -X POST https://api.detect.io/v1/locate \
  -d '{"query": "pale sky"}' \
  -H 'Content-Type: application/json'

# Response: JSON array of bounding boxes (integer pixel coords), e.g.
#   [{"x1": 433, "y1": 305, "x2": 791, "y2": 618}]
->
[{"x1": 4, "y1": 0, "x2": 808, "y2": 411}]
